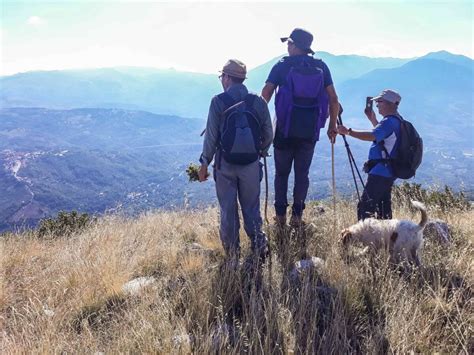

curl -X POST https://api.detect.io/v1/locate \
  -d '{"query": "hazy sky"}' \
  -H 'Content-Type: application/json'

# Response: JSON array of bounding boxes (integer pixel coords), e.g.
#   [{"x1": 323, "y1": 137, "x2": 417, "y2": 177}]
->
[{"x1": 1, "y1": 0, "x2": 472, "y2": 75}]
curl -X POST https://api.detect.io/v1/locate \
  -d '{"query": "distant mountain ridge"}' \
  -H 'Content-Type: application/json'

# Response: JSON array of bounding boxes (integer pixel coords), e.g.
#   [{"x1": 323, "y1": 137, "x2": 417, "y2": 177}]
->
[
  {"x1": 3, "y1": 51, "x2": 467, "y2": 117},
  {"x1": 337, "y1": 57, "x2": 473, "y2": 146},
  {"x1": 0, "y1": 68, "x2": 221, "y2": 118}
]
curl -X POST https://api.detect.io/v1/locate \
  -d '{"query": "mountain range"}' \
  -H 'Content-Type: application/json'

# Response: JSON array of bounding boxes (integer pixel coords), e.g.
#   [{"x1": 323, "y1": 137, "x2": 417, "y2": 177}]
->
[
  {"x1": 0, "y1": 51, "x2": 439, "y2": 118},
  {"x1": 0, "y1": 50, "x2": 472, "y2": 231}
]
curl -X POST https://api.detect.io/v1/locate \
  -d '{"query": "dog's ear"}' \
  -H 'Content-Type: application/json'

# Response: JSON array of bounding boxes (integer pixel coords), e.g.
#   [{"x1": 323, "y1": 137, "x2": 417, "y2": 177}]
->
[{"x1": 341, "y1": 229, "x2": 352, "y2": 245}]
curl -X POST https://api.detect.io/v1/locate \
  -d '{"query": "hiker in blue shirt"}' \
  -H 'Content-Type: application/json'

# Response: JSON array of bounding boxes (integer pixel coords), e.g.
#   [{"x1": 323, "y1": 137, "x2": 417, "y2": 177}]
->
[
  {"x1": 337, "y1": 89, "x2": 402, "y2": 220},
  {"x1": 261, "y1": 28, "x2": 339, "y2": 227},
  {"x1": 198, "y1": 59, "x2": 273, "y2": 263}
]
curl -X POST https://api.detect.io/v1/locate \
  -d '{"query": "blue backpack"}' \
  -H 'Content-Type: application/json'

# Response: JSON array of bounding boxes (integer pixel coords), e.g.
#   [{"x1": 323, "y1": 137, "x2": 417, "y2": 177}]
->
[
  {"x1": 275, "y1": 59, "x2": 329, "y2": 141},
  {"x1": 218, "y1": 92, "x2": 261, "y2": 165}
]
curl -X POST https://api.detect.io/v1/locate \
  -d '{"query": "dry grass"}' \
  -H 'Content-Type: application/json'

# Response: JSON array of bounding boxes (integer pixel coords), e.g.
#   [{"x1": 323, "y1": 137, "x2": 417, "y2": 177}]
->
[{"x1": 1, "y1": 201, "x2": 473, "y2": 354}]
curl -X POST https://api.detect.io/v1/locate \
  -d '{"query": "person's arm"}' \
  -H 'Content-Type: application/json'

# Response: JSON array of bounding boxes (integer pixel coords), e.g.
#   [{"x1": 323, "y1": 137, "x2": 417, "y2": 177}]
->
[
  {"x1": 261, "y1": 82, "x2": 276, "y2": 103},
  {"x1": 198, "y1": 98, "x2": 220, "y2": 181},
  {"x1": 337, "y1": 125, "x2": 376, "y2": 141},
  {"x1": 258, "y1": 96, "x2": 274, "y2": 155},
  {"x1": 326, "y1": 84, "x2": 339, "y2": 142},
  {"x1": 365, "y1": 108, "x2": 378, "y2": 127}
]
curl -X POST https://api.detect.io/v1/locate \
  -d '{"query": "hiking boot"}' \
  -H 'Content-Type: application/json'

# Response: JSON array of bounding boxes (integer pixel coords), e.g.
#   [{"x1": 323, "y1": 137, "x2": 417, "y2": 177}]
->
[
  {"x1": 251, "y1": 235, "x2": 269, "y2": 265},
  {"x1": 273, "y1": 215, "x2": 287, "y2": 227},
  {"x1": 290, "y1": 215, "x2": 304, "y2": 228}
]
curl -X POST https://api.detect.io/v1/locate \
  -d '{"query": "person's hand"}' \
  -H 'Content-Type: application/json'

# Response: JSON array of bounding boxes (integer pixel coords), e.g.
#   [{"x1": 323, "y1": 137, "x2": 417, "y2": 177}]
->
[
  {"x1": 198, "y1": 164, "x2": 208, "y2": 182},
  {"x1": 337, "y1": 125, "x2": 350, "y2": 135},
  {"x1": 364, "y1": 108, "x2": 376, "y2": 122},
  {"x1": 327, "y1": 124, "x2": 338, "y2": 143}
]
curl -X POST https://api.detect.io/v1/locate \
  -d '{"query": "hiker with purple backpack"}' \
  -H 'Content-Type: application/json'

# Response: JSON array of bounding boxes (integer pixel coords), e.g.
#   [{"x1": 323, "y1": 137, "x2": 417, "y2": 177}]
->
[{"x1": 261, "y1": 28, "x2": 339, "y2": 227}]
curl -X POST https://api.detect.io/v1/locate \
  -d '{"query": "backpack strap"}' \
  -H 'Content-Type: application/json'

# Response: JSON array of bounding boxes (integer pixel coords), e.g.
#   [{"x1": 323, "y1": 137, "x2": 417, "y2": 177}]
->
[
  {"x1": 364, "y1": 158, "x2": 388, "y2": 173},
  {"x1": 380, "y1": 143, "x2": 391, "y2": 161},
  {"x1": 215, "y1": 92, "x2": 236, "y2": 170},
  {"x1": 217, "y1": 92, "x2": 236, "y2": 110},
  {"x1": 244, "y1": 94, "x2": 261, "y2": 125},
  {"x1": 393, "y1": 113, "x2": 404, "y2": 121},
  {"x1": 379, "y1": 114, "x2": 402, "y2": 160}
]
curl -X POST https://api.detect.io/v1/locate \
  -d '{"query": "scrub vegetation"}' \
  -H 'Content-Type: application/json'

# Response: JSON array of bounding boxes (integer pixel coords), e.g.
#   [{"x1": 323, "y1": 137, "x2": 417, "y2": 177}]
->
[{"x1": 1, "y1": 195, "x2": 472, "y2": 353}]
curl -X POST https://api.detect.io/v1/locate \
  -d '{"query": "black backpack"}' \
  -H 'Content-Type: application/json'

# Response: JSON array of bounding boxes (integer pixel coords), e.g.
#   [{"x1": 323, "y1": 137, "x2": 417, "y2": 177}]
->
[
  {"x1": 218, "y1": 92, "x2": 261, "y2": 165},
  {"x1": 381, "y1": 114, "x2": 423, "y2": 179}
]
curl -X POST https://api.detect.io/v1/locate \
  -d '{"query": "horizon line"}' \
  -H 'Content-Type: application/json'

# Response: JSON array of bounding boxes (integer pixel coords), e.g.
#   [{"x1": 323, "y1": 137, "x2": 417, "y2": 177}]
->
[{"x1": 1, "y1": 49, "x2": 472, "y2": 77}]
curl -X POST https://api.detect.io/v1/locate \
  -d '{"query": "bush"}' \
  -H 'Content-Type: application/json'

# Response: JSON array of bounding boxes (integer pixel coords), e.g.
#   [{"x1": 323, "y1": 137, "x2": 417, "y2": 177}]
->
[
  {"x1": 37, "y1": 211, "x2": 93, "y2": 238},
  {"x1": 393, "y1": 182, "x2": 471, "y2": 212}
]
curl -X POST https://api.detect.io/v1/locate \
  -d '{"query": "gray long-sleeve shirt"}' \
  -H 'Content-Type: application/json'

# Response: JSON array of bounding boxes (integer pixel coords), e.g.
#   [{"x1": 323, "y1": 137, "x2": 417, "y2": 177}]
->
[{"x1": 200, "y1": 83, "x2": 273, "y2": 166}]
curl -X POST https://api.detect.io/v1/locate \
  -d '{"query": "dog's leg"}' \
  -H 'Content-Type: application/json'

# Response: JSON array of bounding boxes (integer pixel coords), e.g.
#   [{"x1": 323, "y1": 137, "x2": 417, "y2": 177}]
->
[{"x1": 412, "y1": 248, "x2": 421, "y2": 268}]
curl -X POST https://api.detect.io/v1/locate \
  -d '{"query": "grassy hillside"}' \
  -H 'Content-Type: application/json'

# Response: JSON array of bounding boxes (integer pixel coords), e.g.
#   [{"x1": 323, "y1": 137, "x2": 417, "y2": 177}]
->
[{"x1": 1, "y1": 199, "x2": 472, "y2": 353}]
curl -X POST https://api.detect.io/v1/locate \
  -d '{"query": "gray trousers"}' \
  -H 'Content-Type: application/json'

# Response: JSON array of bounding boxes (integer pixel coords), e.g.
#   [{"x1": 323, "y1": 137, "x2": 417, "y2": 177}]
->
[{"x1": 214, "y1": 157, "x2": 265, "y2": 255}]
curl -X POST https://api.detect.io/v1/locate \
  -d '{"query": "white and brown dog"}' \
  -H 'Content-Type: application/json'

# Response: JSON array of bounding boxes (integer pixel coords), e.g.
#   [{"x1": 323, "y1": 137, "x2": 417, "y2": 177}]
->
[{"x1": 341, "y1": 201, "x2": 428, "y2": 266}]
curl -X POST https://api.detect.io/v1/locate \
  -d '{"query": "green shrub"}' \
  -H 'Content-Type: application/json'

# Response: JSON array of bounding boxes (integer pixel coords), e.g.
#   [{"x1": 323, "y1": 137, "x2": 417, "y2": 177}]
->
[
  {"x1": 393, "y1": 182, "x2": 471, "y2": 212},
  {"x1": 37, "y1": 211, "x2": 93, "y2": 238}
]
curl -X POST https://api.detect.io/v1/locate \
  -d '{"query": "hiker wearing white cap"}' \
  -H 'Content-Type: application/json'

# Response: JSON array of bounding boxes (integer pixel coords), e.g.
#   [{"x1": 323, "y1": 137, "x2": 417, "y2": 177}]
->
[
  {"x1": 337, "y1": 89, "x2": 402, "y2": 220},
  {"x1": 261, "y1": 28, "x2": 339, "y2": 227},
  {"x1": 198, "y1": 59, "x2": 273, "y2": 263}
]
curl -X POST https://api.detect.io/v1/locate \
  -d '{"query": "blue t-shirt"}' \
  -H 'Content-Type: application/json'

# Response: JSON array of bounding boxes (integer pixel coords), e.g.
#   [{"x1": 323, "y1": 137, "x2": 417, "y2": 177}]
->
[
  {"x1": 368, "y1": 115, "x2": 401, "y2": 178},
  {"x1": 266, "y1": 54, "x2": 334, "y2": 88}
]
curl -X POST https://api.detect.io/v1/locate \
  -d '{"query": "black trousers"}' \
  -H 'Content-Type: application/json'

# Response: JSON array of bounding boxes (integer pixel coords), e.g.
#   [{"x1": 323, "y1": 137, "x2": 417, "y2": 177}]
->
[
  {"x1": 274, "y1": 141, "x2": 315, "y2": 217},
  {"x1": 357, "y1": 174, "x2": 395, "y2": 220}
]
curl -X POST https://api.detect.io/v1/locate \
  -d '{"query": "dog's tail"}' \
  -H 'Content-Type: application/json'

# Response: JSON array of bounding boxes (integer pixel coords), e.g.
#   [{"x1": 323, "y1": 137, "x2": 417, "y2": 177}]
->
[{"x1": 411, "y1": 200, "x2": 428, "y2": 228}]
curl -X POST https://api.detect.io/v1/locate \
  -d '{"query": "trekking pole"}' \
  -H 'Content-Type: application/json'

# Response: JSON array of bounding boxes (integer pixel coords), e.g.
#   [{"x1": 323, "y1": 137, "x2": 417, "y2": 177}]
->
[
  {"x1": 343, "y1": 137, "x2": 362, "y2": 201},
  {"x1": 262, "y1": 153, "x2": 273, "y2": 292},
  {"x1": 338, "y1": 105, "x2": 365, "y2": 188},
  {"x1": 337, "y1": 104, "x2": 365, "y2": 202},
  {"x1": 263, "y1": 154, "x2": 269, "y2": 225},
  {"x1": 331, "y1": 140, "x2": 337, "y2": 230}
]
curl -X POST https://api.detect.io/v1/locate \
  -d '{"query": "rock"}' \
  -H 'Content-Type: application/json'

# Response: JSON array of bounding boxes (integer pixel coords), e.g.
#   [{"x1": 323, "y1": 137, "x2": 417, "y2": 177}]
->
[
  {"x1": 43, "y1": 305, "x2": 55, "y2": 317},
  {"x1": 289, "y1": 256, "x2": 325, "y2": 284},
  {"x1": 188, "y1": 242, "x2": 206, "y2": 250},
  {"x1": 172, "y1": 333, "x2": 193, "y2": 349},
  {"x1": 184, "y1": 242, "x2": 215, "y2": 257},
  {"x1": 424, "y1": 219, "x2": 451, "y2": 245},
  {"x1": 121, "y1": 276, "x2": 155, "y2": 296},
  {"x1": 294, "y1": 256, "x2": 325, "y2": 274}
]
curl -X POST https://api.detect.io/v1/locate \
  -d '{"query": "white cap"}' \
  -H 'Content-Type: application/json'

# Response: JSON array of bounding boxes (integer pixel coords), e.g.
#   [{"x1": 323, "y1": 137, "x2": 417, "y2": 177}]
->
[{"x1": 372, "y1": 89, "x2": 401, "y2": 104}]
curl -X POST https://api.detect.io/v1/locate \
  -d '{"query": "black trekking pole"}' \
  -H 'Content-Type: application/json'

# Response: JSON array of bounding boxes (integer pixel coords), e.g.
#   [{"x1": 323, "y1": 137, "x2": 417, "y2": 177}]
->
[{"x1": 337, "y1": 104, "x2": 365, "y2": 201}]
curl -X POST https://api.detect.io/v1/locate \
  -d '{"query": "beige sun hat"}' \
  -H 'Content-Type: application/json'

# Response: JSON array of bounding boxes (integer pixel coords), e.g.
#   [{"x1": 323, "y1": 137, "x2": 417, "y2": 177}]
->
[{"x1": 220, "y1": 59, "x2": 247, "y2": 79}]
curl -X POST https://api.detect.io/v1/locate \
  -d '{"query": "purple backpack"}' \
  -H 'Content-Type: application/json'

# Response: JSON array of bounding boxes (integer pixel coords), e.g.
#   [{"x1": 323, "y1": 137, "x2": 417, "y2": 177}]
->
[{"x1": 275, "y1": 60, "x2": 329, "y2": 141}]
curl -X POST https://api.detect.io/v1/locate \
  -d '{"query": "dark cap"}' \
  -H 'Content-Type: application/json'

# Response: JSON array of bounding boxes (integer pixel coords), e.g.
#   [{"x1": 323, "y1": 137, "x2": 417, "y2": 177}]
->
[
  {"x1": 281, "y1": 28, "x2": 314, "y2": 54},
  {"x1": 220, "y1": 59, "x2": 247, "y2": 79}
]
